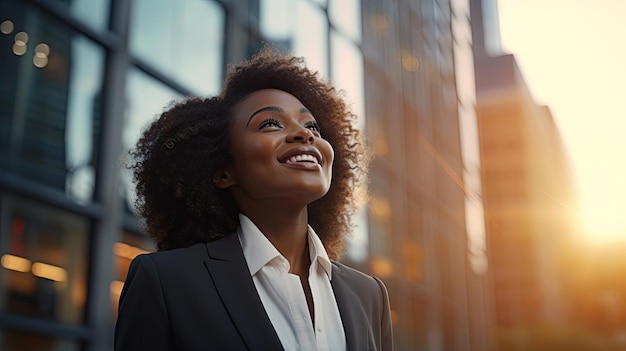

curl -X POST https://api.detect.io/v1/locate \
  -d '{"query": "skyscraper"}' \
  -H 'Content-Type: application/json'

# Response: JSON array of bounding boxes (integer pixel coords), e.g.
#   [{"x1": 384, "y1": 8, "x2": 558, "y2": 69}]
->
[
  {"x1": 360, "y1": 0, "x2": 492, "y2": 349},
  {"x1": 471, "y1": 0, "x2": 579, "y2": 348}
]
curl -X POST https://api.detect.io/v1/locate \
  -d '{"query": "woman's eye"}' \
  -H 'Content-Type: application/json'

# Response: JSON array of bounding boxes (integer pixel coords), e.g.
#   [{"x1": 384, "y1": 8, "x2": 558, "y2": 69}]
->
[
  {"x1": 305, "y1": 122, "x2": 320, "y2": 133},
  {"x1": 258, "y1": 118, "x2": 282, "y2": 130}
]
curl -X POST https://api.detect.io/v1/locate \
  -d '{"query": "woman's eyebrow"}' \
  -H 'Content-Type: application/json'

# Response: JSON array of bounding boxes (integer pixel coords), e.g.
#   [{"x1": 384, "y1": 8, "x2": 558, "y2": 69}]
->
[
  {"x1": 246, "y1": 106, "x2": 312, "y2": 126},
  {"x1": 246, "y1": 106, "x2": 284, "y2": 127}
]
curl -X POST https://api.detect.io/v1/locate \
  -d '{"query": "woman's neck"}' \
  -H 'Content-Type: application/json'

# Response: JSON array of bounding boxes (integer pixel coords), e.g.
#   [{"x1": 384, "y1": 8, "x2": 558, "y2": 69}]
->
[{"x1": 242, "y1": 205, "x2": 310, "y2": 274}]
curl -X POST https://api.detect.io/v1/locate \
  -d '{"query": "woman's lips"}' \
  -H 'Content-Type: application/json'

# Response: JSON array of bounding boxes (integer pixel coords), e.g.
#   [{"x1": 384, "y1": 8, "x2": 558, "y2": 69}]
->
[
  {"x1": 278, "y1": 146, "x2": 322, "y2": 165},
  {"x1": 284, "y1": 154, "x2": 318, "y2": 164}
]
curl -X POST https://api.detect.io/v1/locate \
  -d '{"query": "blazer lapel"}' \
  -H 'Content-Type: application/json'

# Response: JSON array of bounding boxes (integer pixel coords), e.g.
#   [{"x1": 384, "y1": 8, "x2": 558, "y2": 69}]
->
[
  {"x1": 202, "y1": 234, "x2": 283, "y2": 351},
  {"x1": 331, "y1": 264, "x2": 365, "y2": 351}
]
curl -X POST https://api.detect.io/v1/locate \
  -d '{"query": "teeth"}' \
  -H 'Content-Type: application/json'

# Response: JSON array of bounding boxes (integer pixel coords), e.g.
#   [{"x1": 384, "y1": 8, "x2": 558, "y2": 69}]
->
[{"x1": 285, "y1": 154, "x2": 318, "y2": 164}]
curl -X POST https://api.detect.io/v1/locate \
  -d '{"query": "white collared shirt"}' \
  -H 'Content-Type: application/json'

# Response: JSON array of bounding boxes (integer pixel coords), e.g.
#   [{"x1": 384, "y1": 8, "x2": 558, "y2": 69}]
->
[{"x1": 237, "y1": 213, "x2": 347, "y2": 351}]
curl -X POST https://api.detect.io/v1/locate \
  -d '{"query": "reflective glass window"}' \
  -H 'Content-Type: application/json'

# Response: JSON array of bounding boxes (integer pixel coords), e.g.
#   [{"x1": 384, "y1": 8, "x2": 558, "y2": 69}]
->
[
  {"x1": 329, "y1": 32, "x2": 366, "y2": 262},
  {"x1": 0, "y1": 195, "x2": 88, "y2": 325},
  {"x1": 328, "y1": 0, "x2": 361, "y2": 42},
  {"x1": 111, "y1": 232, "x2": 155, "y2": 321},
  {"x1": 330, "y1": 32, "x2": 364, "y2": 128},
  {"x1": 345, "y1": 206, "x2": 369, "y2": 263},
  {"x1": 260, "y1": 0, "x2": 294, "y2": 40},
  {"x1": 453, "y1": 25, "x2": 487, "y2": 275},
  {"x1": 0, "y1": 330, "x2": 80, "y2": 351},
  {"x1": 292, "y1": 1, "x2": 329, "y2": 77},
  {"x1": 261, "y1": 0, "x2": 329, "y2": 77},
  {"x1": 65, "y1": 37, "x2": 105, "y2": 203},
  {"x1": 48, "y1": 0, "x2": 111, "y2": 31},
  {"x1": 0, "y1": 2, "x2": 104, "y2": 202},
  {"x1": 130, "y1": 0, "x2": 224, "y2": 95},
  {"x1": 122, "y1": 68, "x2": 183, "y2": 212},
  {"x1": 367, "y1": 167, "x2": 394, "y2": 264}
]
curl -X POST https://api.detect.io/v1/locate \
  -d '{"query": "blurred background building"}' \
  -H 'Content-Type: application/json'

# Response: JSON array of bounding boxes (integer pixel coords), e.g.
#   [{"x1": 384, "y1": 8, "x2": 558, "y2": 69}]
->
[
  {"x1": 359, "y1": 1, "x2": 492, "y2": 350},
  {"x1": 471, "y1": 0, "x2": 576, "y2": 331},
  {"x1": 470, "y1": 0, "x2": 626, "y2": 350},
  {"x1": 1, "y1": 0, "x2": 602, "y2": 350}
]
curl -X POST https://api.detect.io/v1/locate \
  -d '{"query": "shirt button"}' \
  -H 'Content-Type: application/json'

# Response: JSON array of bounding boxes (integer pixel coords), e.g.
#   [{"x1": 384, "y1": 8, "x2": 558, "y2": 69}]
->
[{"x1": 317, "y1": 326, "x2": 323, "y2": 333}]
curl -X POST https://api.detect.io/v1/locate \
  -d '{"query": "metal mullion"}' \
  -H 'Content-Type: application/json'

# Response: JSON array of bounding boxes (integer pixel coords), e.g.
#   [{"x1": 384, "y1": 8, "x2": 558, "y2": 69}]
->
[
  {"x1": 223, "y1": 0, "x2": 249, "y2": 65},
  {"x1": 0, "y1": 173, "x2": 103, "y2": 220},
  {"x1": 0, "y1": 312, "x2": 92, "y2": 342},
  {"x1": 131, "y1": 56, "x2": 195, "y2": 97},
  {"x1": 83, "y1": 0, "x2": 132, "y2": 349},
  {"x1": 26, "y1": 0, "x2": 121, "y2": 51}
]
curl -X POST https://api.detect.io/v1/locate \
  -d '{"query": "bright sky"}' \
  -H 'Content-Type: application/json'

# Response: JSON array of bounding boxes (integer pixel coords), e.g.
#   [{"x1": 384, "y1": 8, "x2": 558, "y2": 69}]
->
[{"x1": 498, "y1": 0, "x2": 626, "y2": 243}]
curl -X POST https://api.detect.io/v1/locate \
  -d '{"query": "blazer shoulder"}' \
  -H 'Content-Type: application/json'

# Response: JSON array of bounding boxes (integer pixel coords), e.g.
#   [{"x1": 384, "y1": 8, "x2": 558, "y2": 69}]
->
[
  {"x1": 332, "y1": 261, "x2": 387, "y2": 293},
  {"x1": 132, "y1": 233, "x2": 242, "y2": 279},
  {"x1": 133, "y1": 242, "x2": 209, "y2": 271},
  {"x1": 331, "y1": 261, "x2": 371, "y2": 278},
  {"x1": 331, "y1": 261, "x2": 393, "y2": 350}
]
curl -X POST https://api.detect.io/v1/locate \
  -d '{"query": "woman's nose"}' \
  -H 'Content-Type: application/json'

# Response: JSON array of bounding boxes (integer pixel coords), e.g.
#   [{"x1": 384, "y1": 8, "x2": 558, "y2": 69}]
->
[{"x1": 287, "y1": 127, "x2": 314, "y2": 143}]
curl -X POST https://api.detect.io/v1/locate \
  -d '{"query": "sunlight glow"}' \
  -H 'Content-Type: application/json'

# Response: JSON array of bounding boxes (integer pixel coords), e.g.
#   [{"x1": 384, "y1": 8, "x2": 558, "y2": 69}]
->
[
  {"x1": 1, "y1": 254, "x2": 69, "y2": 282},
  {"x1": 580, "y1": 182, "x2": 626, "y2": 243},
  {"x1": 32, "y1": 262, "x2": 67, "y2": 282},
  {"x1": 110, "y1": 280, "x2": 124, "y2": 297},
  {"x1": 499, "y1": 0, "x2": 626, "y2": 244},
  {"x1": 1, "y1": 254, "x2": 31, "y2": 273},
  {"x1": 113, "y1": 242, "x2": 149, "y2": 260}
]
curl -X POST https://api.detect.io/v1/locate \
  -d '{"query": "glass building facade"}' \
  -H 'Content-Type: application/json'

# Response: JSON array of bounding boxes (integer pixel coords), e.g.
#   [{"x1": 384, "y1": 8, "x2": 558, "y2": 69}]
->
[
  {"x1": 0, "y1": 0, "x2": 491, "y2": 350},
  {"x1": 360, "y1": 1, "x2": 491, "y2": 350}
]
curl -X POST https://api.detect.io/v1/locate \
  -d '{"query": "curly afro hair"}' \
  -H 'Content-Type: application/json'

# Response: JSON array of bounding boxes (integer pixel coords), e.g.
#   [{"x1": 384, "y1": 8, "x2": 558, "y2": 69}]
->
[{"x1": 130, "y1": 47, "x2": 369, "y2": 260}]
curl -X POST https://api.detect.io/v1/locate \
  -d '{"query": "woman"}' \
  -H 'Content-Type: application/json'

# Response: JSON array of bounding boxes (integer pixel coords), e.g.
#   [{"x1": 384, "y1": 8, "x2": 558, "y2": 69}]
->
[{"x1": 115, "y1": 48, "x2": 393, "y2": 351}]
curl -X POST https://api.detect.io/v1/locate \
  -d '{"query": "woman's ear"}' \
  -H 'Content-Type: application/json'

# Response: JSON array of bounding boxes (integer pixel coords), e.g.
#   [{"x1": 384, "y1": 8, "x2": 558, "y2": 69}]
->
[{"x1": 213, "y1": 166, "x2": 235, "y2": 189}]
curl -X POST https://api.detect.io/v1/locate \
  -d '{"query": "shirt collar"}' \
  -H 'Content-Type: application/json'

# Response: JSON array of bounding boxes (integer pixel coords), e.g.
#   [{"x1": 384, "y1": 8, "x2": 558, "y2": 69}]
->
[
  {"x1": 307, "y1": 225, "x2": 333, "y2": 279},
  {"x1": 237, "y1": 213, "x2": 333, "y2": 279}
]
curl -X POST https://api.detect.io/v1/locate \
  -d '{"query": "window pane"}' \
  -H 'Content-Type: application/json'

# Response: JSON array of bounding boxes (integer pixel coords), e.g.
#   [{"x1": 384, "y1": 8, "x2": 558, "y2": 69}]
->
[
  {"x1": 0, "y1": 195, "x2": 88, "y2": 325},
  {"x1": 292, "y1": 1, "x2": 328, "y2": 78},
  {"x1": 328, "y1": 0, "x2": 361, "y2": 42},
  {"x1": 260, "y1": 0, "x2": 328, "y2": 77},
  {"x1": 0, "y1": 330, "x2": 80, "y2": 351},
  {"x1": 111, "y1": 232, "x2": 155, "y2": 321},
  {"x1": 130, "y1": 0, "x2": 224, "y2": 95},
  {"x1": 0, "y1": 2, "x2": 105, "y2": 203},
  {"x1": 122, "y1": 68, "x2": 183, "y2": 213},
  {"x1": 65, "y1": 37, "x2": 105, "y2": 203},
  {"x1": 331, "y1": 32, "x2": 364, "y2": 127},
  {"x1": 48, "y1": 0, "x2": 111, "y2": 31},
  {"x1": 260, "y1": 0, "x2": 294, "y2": 40}
]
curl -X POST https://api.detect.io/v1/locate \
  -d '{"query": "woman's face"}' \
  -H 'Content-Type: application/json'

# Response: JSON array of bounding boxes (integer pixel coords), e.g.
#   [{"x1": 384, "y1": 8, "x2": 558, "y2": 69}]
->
[{"x1": 216, "y1": 89, "x2": 334, "y2": 207}]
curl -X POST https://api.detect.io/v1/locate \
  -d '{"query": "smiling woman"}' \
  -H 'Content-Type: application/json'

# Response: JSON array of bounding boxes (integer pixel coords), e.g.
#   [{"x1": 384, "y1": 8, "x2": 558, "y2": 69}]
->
[
  {"x1": 216, "y1": 89, "x2": 335, "y2": 210},
  {"x1": 115, "y1": 47, "x2": 392, "y2": 351}
]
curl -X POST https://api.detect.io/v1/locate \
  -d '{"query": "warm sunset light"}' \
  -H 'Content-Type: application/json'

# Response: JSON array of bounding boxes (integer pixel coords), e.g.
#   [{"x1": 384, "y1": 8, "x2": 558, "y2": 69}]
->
[
  {"x1": 1, "y1": 254, "x2": 31, "y2": 273},
  {"x1": 113, "y1": 242, "x2": 149, "y2": 260},
  {"x1": 581, "y1": 190, "x2": 626, "y2": 244},
  {"x1": 110, "y1": 280, "x2": 124, "y2": 298},
  {"x1": 499, "y1": 0, "x2": 626, "y2": 244},
  {"x1": 1, "y1": 254, "x2": 68, "y2": 282},
  {"x1": 31, "y1": 262, "x2": 67, "y2": 282}
]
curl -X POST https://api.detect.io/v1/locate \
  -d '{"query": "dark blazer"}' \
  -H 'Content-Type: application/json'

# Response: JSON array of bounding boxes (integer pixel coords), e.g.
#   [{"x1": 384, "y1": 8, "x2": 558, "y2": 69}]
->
[{"x1": 115, "y1": 232, "x2": 393, "y2": 351}]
